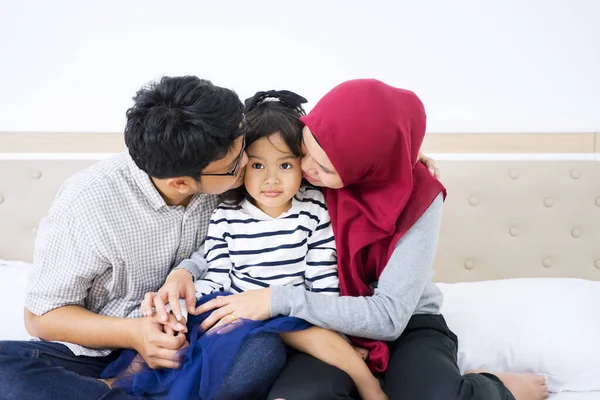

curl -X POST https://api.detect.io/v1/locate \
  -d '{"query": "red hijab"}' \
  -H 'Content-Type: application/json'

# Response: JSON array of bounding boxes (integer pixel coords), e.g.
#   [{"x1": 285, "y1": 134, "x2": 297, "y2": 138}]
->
[{"x1": 300, "y1": 79, "x2": 446, "y2": 373}]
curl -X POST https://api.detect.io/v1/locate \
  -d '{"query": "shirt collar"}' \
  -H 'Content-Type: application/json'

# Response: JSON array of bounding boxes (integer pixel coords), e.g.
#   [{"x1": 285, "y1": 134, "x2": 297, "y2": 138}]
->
[
  {"x1": 240, "y1": 197, "x2": 299, "y2": 220},
  {"x1": 127, "y1": 155, "x2": 209, "y2": 212},
  {"x1": 127, "y1": 155, "x2": 168, "y2": 211}
]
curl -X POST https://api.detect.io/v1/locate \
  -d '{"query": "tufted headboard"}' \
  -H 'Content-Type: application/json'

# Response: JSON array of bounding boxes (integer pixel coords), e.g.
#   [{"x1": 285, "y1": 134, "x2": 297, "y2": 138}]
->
[{"x1": 1, "y1": 132, "x2": 599, "y2": 282}]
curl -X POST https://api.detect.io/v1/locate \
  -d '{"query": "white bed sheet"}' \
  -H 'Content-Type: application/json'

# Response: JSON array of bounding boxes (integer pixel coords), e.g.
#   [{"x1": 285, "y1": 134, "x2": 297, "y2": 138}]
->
[
  {"x1": 550, "y1": 393, "x2": 600, "y2": 400},
  {"x1": 0, "y1": 260, "x2": 31, "y2": 340}
]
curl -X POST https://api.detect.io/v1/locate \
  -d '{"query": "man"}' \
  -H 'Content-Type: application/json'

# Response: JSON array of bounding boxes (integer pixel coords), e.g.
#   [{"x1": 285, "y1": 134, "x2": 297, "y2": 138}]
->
[
  {"x1": 0, "y1": 75, "x2": 438, "y2": 399},
  {"x1": 0, "y1": 76, "x2": 253, "y2": 399}
]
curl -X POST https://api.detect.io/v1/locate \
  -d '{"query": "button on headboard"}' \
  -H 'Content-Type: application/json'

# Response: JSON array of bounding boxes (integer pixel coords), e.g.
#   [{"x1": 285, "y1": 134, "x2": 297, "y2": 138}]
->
[
  {"x1": 433, "y1": 156, "x2": 600, "y2": 282},
  {"x1": 0, "y1": 157, "x2": 99, "y2": 262}
]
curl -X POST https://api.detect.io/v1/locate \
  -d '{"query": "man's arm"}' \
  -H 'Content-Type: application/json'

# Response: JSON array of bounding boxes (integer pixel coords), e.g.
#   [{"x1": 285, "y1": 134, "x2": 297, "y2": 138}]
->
[
  {"x1": 418, "y1": 151, "x2": 440, "y2": 178},
  {"x1": 25, "y1": 306, "x2": 186, "y2": 369},
  {"x1": 25, "y1": 306, "x2": 137, "y2": 350},
  {"x1": 26, "y1": 210, "x2": 186, "y2": 368}
]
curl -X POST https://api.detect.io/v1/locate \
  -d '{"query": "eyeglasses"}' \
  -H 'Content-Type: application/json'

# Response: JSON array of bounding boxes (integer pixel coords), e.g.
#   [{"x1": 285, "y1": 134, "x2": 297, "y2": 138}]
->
[{"x1": 200, "y1": 115, "x2": 247, "y2": 177}]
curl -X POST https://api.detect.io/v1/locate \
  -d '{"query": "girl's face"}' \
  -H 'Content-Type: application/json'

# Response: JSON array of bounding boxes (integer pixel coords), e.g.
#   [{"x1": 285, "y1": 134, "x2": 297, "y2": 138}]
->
[
  {"x1": 244, "y1": 132, "x2": 303, "y2": 218},
  {"x1": 301, "y1": 126, "x2": 344, "y2": 189}
]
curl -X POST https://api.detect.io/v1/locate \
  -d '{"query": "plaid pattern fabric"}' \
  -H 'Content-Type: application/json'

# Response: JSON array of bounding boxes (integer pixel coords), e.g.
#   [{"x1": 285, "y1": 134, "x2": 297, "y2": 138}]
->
[{"x1": 26, "y1": 152, "x2": 218, "y2": 356}]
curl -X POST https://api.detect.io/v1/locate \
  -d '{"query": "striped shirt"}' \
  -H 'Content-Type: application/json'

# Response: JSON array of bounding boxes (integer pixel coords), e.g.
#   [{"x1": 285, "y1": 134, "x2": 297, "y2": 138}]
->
[
  {"x1": 191, "y1": 186, "x2": 339, "y2": 297},
  {"x1": 25, "y1": 152, "x2": 218, "y2": 357}
]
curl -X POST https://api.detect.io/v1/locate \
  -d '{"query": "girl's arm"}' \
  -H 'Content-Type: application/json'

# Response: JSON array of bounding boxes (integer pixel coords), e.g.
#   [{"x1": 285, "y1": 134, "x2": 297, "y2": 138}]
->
[{"x1": 272, "y1": 194, "x2": 443, "y2": 341}]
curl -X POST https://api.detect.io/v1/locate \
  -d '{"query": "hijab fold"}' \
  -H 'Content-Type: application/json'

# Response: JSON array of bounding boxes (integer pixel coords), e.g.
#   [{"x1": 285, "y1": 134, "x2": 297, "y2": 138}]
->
[{"x1": 300, "y1": 79, "x2": 446, "y2": 373}]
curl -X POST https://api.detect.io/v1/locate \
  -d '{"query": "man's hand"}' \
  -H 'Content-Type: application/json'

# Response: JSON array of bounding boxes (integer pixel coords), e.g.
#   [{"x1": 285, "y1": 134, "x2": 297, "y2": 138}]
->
[
  {"x1": 141, "y1": 269, "x2": 196, "y2": 323},
  {"x1": 163, "y1": 313, "x2": 188, "y2": 337},
  {"x1": 129, "y1": 315, "x2": 188, "y2": 370},
  {"x1": 417, "y1": 151, "x2": 440, "y2": 179}
]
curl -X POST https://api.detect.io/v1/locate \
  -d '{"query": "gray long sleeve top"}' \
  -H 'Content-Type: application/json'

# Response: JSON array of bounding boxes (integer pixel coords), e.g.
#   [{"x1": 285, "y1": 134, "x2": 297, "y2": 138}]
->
[{"x1": 270, "y1": 193, "x2": 444, "y2": 341}]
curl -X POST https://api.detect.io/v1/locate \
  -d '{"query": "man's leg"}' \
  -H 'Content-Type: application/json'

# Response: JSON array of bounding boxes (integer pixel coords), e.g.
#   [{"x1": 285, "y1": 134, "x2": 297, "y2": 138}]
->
[{"x1": 0, "y1": 340, "x2": 141, "y2": 400}]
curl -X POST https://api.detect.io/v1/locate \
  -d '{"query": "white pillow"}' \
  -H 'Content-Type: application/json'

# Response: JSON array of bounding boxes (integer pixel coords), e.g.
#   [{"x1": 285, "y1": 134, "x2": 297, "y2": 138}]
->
[
  {"x1": 0, "y1": 260, "x2": 32, "y2": 341},
  {"x1": 438, "y1": 278, "x2": 600, "y2": 394}
]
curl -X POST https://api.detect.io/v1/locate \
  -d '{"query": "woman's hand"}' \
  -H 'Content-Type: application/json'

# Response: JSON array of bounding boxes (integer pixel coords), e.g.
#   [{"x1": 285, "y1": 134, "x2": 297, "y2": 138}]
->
[
  {"x1": 194, "y1": 288, "x2": 272, "y2": 332},
  {"x1": 417, "y1": 151, "x2": 440, "y2": 178}
]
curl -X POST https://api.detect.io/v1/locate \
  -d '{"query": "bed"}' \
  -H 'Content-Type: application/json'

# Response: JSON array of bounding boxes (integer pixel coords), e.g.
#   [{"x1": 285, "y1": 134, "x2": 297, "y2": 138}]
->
[{"x1": 1, "y1": 132, "x2": 599, "y2": 398}]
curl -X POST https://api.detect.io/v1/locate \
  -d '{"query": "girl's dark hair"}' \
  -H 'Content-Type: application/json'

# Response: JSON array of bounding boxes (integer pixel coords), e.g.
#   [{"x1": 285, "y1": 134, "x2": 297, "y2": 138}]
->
[{"x1": 219, "y1": 95, "x2": 306, "y2": 206}]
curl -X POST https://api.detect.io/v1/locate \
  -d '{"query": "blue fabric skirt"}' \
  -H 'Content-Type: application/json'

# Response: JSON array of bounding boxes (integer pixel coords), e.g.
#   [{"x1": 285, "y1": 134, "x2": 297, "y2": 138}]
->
[{"x1": 101, "y1": 292, "x2": 311, "y2": 400}]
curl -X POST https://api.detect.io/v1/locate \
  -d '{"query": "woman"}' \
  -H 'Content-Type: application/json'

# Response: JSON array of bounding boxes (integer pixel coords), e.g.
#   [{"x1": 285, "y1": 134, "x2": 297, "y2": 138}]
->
[{"x1": 148, "y1": 79, "x2": 548, "y2": 400}]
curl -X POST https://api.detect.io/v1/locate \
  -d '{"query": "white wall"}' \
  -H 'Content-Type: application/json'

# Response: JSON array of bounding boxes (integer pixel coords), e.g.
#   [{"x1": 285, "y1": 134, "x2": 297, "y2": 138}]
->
[{"x1": 1, "y1": 0, "x2": 598, "y2": 133}]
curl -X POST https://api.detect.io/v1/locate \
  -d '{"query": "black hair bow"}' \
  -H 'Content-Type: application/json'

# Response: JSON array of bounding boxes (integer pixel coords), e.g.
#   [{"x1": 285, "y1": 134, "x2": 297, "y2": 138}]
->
[{"x1": 244, "y1": 90, "x2": 307, "y2": 113}]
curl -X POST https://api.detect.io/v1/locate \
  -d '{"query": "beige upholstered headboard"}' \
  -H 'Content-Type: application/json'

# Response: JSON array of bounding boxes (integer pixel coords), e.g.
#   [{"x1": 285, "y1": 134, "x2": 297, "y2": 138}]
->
[{"x1": 1, "y1": 132, "x2": 599, "y2": 283}]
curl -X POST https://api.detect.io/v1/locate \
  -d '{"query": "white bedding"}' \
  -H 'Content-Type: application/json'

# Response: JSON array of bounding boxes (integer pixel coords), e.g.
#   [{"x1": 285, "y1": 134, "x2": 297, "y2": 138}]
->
[
  {"x1": 439, "y1": 278, "x2": 600, "y2": 393},
  {"x1": 0, "y1": 260, "x2": 31, "y2": 340},
  {"x1": 550, "y1": 393, "x2": 600, "y2": 400}
]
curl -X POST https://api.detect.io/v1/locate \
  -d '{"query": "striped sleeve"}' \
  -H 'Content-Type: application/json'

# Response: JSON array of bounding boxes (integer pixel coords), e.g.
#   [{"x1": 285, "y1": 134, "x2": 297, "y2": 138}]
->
[
  {"x1": 304, "y1": 196, "x2": 339, "y2": 296},
  {"x1": 193, "y1": 209, "x2": 232, "y2": 297}
]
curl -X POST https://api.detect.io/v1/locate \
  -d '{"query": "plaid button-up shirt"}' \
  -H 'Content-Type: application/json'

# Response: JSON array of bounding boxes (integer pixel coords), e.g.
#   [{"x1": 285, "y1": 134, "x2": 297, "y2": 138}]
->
[{"x1": 26, "y1": 152, "x2": 218, "y2": 356}]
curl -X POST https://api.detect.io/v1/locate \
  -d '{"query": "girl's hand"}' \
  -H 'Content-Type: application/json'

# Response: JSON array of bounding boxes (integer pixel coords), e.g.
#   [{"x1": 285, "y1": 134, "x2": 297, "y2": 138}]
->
[
  {"x1": 163, "y1": 313, "x2": 188, "y2": 336},
  {"x1": 194, "y1": 288, "x2": 272, "y2": 331},
  {"x1": 140, "y1": 269, "x2": 196, "y2": 323}
]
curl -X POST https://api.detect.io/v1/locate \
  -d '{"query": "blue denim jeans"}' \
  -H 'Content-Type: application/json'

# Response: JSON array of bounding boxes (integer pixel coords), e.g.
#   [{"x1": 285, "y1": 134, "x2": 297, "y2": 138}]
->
[
  {"x1": 214, "y1": 332, "x2": 287, "y2": 400},
  {"x1": 0, "y1": 340, "x2": 138, "y2": 400},
  {"x1": 0, "y1": 333, "x2": 286, "y2": 400}
]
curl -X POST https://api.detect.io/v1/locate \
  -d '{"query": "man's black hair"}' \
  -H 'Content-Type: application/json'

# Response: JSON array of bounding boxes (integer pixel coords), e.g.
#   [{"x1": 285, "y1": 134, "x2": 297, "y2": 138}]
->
[{"x1": 125, "y1": 76, "x2": 244, "y2": 179}]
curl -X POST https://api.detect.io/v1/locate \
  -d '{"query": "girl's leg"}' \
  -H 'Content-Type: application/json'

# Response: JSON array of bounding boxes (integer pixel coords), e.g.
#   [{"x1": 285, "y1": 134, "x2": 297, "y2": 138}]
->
[
  {"x1": 213, "y1": 332, "x2": 287, "y2": 400},
  {"x1": 384, "y1": 314, "x2": 547, "y2": 400},
  {"x1": 267, "y1": 351, "x2": 356, "y2": 400}
]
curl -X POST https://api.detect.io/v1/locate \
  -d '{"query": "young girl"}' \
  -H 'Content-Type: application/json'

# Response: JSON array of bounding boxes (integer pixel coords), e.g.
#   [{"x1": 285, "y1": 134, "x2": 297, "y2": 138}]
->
[{"x1": 101, "y1": 90, "x2": 386, "y2": 400}]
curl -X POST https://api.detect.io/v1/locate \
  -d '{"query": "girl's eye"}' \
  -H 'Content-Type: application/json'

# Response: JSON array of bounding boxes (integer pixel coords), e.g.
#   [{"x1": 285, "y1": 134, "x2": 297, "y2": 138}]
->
[
  {"x1": 280, "y1": 163, "x2": 292, "y2": 170},
  {"x1": 252, "y1": 163, "x2": 264, "y2": 169}
]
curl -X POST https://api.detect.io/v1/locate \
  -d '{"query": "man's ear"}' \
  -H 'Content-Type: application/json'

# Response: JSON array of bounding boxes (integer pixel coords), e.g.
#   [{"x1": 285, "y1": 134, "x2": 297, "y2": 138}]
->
[{"x1": 167, "y1": 177, "x2": 196, "y2": 195}]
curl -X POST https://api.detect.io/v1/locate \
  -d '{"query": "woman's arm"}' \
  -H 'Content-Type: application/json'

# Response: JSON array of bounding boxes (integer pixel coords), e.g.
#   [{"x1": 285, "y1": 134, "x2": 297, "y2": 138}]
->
[{"x1": 272, "y1": 194, "x2": 443, "y2": 341}]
